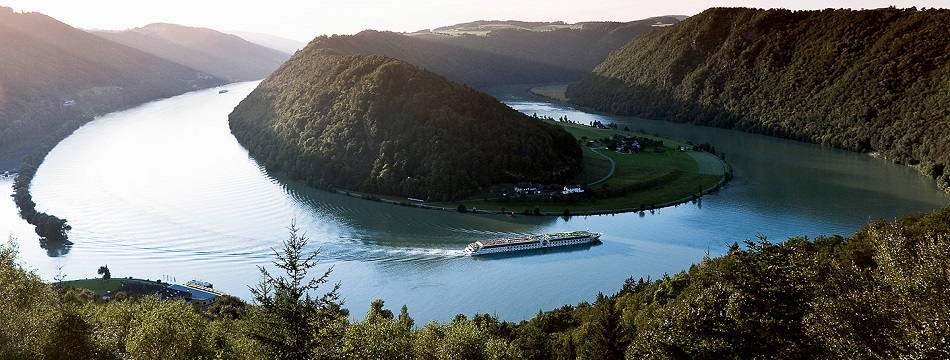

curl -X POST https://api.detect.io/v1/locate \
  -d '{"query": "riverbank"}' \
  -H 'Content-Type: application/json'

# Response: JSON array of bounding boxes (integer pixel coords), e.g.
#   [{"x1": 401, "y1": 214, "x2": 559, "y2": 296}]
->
[
  {"x1": 7, "y1": 82, "x2": 234, "y2": 248},
  {"x1": 328, "y1": 119, "x2": 732, "y2": 217},
  {"x1": 13, "y1": 79, "x2": 948, "y2": 323}
]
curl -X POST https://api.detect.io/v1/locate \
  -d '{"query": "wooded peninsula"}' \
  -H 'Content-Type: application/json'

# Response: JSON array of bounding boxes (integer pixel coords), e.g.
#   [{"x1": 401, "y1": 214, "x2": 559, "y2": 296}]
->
[{"x1": 228, "y1": 50, "x2": 583, "y2": 202}]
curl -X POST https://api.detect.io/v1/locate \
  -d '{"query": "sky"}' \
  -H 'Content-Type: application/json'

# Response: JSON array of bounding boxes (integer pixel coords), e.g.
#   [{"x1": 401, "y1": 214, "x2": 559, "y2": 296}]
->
[{"x1": 3, "y1": 0, "x2": 947, "y2": 42}]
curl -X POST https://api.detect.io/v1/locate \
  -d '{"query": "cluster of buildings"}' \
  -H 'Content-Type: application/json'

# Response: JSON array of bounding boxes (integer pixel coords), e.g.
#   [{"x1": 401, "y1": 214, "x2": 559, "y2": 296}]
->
[
  {"x1": 513, "y1": 182, "x2": 589, "y2": 196},
  {"x1": 607, "y1": 134, "x2": 644, "y2": 153}
]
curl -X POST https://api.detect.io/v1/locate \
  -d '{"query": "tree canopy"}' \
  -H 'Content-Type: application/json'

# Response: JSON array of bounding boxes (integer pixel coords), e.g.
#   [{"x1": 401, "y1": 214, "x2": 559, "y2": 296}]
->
[
  {"x1": 229, "y1": 50, "x2": 582, "y2": 201},
  {"x1": 5, "y1": 205, "x2": 950, "y2": 358}
]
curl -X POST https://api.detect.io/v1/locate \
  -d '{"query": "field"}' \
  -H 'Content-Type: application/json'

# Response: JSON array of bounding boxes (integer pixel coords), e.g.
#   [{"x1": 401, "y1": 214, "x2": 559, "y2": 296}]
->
[
  {"x1": 441, "y1": 120, "x2": 729, "y2": 215},
  {"x1": 61, "y1": 278, "x2": 167, "y2": 297}
]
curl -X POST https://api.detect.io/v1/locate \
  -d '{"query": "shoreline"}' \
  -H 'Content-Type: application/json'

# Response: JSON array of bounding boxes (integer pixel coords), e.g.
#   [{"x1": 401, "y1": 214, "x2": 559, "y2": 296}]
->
[{"x1": 327, "y1": 152, "x2": 732, "y2": 217}]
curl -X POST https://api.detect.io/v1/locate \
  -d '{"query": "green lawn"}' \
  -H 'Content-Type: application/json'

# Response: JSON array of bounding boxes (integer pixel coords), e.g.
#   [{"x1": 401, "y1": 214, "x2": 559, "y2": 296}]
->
[
  {"x1": 574, "y1": 147, "x2": 612, "y2": 184},
  {"x1": 61, "y1": 278, "x2": 166, "y2": 297},
  {"x1": 444, "y1": 120, "x2": 728, "y2": 214}
]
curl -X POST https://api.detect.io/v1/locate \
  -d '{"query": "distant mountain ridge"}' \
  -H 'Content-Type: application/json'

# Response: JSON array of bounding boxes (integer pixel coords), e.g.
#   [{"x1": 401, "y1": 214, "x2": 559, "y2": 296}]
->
[
  {"x1": 229, "y1": 48, "x2": 582, "y2": 201},
  {"x1": 0, "y1": 7, "x2": 225, "y2": 170},
  {"x1": 93, "y1": 23, "x2": 290, "y2": 82},
  {"x1": 306, "y1": 17, "x2": 680, "y2": 88},
  {"x1": 568, "y1": 7, "x2": 950, "y2": 192},
  {"x1": 430, "y1": 20, "x2": 572, "y2": 32},
  {"x1": 225, "y1": 30, "x2": 305, "y2": 55}
]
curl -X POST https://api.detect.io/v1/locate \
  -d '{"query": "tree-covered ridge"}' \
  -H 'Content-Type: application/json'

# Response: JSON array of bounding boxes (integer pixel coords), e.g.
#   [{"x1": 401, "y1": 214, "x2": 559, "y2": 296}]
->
[
  {"x1": 568, "y1": 7, "x2": 950, "y2": 192},
  {"x1": 5, "y1": 206, "x2": 950, "y2": 358},
  {"x1": 229, "y1": 50, "x2": 582, "y2": 201},
  {"x1": 92, "y1": 23, "x2": 290, "y2": 82}
]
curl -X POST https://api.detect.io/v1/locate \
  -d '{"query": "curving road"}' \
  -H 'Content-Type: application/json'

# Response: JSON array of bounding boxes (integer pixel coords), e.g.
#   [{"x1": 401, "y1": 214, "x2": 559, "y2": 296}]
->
[{"x1": 587, "y1": 147, "x2": 616, "y2": 185}]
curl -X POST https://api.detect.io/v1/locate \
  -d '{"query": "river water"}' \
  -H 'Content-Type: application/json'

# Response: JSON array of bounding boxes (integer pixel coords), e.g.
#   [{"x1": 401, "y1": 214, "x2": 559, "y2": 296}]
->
[{"x1": 1, "y1": 81, "x2": 947, "y2": 322}]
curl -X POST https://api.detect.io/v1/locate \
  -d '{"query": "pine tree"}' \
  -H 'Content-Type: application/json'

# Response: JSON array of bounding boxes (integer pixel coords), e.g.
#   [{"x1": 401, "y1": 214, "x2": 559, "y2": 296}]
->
[{"x1": 247, "y1": 220, "x2": 344, "y2": 359}]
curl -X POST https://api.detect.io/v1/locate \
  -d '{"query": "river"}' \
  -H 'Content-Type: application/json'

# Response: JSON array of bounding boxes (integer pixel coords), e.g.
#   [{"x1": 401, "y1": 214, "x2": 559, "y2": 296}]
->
[{"x1": 1, "y1": 81, "x2": 947, "y2": 322}]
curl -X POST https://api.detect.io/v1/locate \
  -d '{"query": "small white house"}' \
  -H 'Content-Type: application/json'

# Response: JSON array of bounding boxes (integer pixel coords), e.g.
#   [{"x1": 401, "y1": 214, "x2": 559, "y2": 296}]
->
[
  {"x1": 562, "y1": 185, "x2": 585, "y2": 195},
  {"x1": 515, "y1": 182, "x2": 541, "y2": 195}
]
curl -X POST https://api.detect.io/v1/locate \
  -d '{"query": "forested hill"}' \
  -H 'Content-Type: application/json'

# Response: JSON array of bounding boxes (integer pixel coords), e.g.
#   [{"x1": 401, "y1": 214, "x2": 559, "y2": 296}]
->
[
  {"x1": 228, "y1": 49, "x2": 582, "y2": 201},
  {"x1": 302, "y1": 17, "x2": 679, "y2": 88},
  {"x1": 93, "y1": 23, "x2": 290, "y2": 82},
  {"x1": 567, "y1": 7, "x2": 950, "y2": 192},
  {"x1": 0, "y1": 7, "x2": 224, "y2": 170}
]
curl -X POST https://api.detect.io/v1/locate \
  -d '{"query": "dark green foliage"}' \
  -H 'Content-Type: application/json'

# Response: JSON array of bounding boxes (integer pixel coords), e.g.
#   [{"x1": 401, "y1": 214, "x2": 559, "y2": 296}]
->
[
  {"x1": 13, "y1": 150, "x2": 72, "y2": 244},
  {"x1": 247, "y1": 222, "x2": 345, "y2": 359},
  {"x1": 204, "y1": 295, "x2": 250, "y2": 320},
  {"x1": 229, "y1": 51, "x2": 583, "y2": 201},
  {"x1": 5, "y1": 206, "x2": 950, "y2": 357},
  {"x1": 568, "y1": 7, "x2": 950, "y2": 193},
  {"x1": 42, "y1": 310, "x2": 99, "y2": 360},
  {"x1": 518, "y1": 208, "x2": 950, "y2": 358},
  {"x1": 98, "y1": 265, "x2": 111, "y2": 280}
]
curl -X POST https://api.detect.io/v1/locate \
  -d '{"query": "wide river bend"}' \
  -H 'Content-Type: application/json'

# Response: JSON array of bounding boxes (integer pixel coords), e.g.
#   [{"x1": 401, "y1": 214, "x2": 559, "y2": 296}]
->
[{"x1": 1, "y1": 81, "x2": 947, "y2": 321}]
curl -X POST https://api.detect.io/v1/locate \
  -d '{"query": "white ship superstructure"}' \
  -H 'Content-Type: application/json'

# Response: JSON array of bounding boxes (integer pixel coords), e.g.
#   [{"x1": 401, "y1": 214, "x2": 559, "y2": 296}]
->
[{"x1": 464, "y1": 230, "x2": 601, "y2": 256}]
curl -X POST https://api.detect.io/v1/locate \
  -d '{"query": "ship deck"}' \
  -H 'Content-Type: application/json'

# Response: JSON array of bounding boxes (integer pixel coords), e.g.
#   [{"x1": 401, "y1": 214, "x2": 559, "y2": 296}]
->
[{"x1": 476, "y1": 231, "x2": 594, "y2": 248}]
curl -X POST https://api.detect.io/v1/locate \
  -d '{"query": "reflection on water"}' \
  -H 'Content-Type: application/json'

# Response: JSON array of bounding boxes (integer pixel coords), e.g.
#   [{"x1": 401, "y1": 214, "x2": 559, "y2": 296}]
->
[
  {"x1": 1, "y1": 82, "x2": 946, "y2": 322},
  {"x1": 470, "y1": 241, "x2": 603, "y2": 261}
]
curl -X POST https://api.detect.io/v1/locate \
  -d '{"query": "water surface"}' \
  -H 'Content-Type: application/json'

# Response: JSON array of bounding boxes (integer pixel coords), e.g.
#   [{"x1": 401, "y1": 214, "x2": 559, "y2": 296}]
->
[{"x1": 2, "y1": 82, "x2": 946, "y2": 322}]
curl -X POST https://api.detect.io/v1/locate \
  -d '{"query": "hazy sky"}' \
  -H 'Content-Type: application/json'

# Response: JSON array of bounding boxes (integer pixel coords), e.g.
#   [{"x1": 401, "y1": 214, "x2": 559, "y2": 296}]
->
[{"x1": 4, "y1": 0, "x2": 946, "y2": 42}]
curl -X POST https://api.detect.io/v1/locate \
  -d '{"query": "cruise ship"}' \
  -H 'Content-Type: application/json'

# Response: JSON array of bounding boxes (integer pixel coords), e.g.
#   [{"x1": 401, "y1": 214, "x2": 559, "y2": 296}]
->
[{"x1": 464, "y1": 230, "x2": 601, "y2": 256}]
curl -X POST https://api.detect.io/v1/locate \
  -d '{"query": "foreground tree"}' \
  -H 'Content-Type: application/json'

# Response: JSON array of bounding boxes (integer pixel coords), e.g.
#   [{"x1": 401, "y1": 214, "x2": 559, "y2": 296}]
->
[
  {"x1": 340, "y1": 299, "x2": 413, "y2": 360},
  {"x1": 97, "y1": 265, "x2": 111, "y2": 280},
  {"x1": 247, "y1": 221, "x2": 345, "y2": 359},
  {"x1": 0, "y1": 237, "x2": 57, "y2": 358}
]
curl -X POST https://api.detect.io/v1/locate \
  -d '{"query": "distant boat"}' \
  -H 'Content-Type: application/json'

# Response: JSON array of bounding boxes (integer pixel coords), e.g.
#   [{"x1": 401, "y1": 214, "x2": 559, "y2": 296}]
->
[{"x1": 218, "y1": 89, "x2": 228, "y2": 94}]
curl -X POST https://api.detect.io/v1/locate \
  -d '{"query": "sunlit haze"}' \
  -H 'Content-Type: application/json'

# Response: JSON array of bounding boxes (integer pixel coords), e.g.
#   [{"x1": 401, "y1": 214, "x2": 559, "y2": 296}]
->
[{"x1": 4, "y1": 0, "x2": 947, "y2": 42}]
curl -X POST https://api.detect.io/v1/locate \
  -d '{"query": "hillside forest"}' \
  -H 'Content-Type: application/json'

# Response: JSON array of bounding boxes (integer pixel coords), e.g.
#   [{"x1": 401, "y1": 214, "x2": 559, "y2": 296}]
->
[
  {"x1": 229, "y1": 49, "x2": 582, "y2": 201},
  {"x1": 568, "y1": 7, "x2": 950, "y2": 193}
]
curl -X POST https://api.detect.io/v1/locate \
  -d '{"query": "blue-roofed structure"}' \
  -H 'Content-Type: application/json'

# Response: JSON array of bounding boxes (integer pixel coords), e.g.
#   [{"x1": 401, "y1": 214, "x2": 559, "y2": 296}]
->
[{"x1": 168, "y1": 280, "x2": 228, "y2": 307}]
